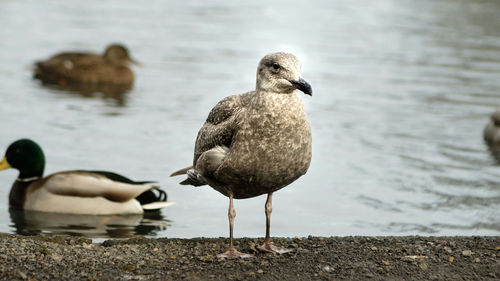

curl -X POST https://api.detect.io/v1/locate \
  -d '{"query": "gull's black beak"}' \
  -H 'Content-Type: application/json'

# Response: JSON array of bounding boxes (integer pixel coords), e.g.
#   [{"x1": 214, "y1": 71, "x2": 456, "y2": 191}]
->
[{"x1": 289, "y1": 77, "x2": 312, "y2": 96}]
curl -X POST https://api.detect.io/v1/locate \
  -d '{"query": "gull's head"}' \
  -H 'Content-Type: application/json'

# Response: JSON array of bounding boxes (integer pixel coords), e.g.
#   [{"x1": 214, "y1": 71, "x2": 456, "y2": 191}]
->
[{"x1": 256, "y1": 52, "x2": 312, "y2": 96}]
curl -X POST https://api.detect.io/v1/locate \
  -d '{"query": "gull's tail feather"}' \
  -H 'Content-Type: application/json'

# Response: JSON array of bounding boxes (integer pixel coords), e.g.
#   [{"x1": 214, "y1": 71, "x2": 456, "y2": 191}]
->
[
  {"x1": 170, "y1": 166, "x2": 192, "y2": 177},
  {"x1": 179, "y1": 169, "x2": 206, "y2": 187}
]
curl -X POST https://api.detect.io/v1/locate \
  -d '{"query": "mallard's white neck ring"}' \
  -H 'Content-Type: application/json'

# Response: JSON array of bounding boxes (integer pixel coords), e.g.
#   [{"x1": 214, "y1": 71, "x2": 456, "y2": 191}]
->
[{"x1": 16, "y1": 176, "x2": 41, "y2": 182}]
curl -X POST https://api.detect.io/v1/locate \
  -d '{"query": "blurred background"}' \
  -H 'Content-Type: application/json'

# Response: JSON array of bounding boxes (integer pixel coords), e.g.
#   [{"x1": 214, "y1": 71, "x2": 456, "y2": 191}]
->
[{"x1": 0, "y1": 0, "x2": 499, "y2": 238}]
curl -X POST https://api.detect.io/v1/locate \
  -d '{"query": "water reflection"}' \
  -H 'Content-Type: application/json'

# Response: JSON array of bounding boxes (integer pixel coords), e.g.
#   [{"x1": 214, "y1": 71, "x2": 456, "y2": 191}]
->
[
  {"x1": 9, "y1": 209, "x2": 169, "y2": 238},
  {"x1": 34, "y1": 81, "x2": 131, "y2": 106}
]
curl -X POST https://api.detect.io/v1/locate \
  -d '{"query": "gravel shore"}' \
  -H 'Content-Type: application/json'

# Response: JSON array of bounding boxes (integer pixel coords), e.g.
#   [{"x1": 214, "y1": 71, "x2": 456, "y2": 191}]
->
[{"x1": 0, "y1": 234, "x2": 498, "y2": 280}]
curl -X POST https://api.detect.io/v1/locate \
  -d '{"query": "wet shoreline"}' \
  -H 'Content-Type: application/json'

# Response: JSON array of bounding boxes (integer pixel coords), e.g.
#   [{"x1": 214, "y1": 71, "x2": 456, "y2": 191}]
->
[{"x1": 0, "y1": 234, "x2": 498, "y2": 280}]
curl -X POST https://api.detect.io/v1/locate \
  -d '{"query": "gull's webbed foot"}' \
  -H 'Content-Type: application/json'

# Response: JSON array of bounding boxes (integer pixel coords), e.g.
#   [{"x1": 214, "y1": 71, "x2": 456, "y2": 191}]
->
[
  {"x1": 258, "y1": 242, "x2": 292, "y2": 254},
  {"x1": 217, "y1": 247, "x2": 253, "y2": 259}
]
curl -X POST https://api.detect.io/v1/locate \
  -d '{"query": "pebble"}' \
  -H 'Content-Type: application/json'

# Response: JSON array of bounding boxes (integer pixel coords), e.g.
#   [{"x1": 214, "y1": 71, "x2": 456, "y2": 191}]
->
[
  {"x1": 462, "y1": 250, "x2": 473, "y2": 257},
  {"x1": 17, "y1": 271, "x2": 27, "y2": 279},
  {"x1": 401, "y1": 255, "x2": 427, "y2": 262},
  {"x1": 322, "y1": 265, "x2": 333, "y2": 272}
]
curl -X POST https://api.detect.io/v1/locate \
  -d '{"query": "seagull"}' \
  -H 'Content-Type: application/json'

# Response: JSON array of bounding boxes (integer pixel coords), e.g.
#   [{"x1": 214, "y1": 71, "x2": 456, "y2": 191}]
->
[{"x1": 171, "y1": 52, "x2": 312, "y2": 258}]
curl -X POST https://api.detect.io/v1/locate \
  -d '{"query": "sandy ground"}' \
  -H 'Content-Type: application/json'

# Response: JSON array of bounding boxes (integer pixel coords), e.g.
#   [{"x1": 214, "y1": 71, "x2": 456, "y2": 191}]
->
[{"x1": 0, "y1": 234, "x2": 498, "y2": 280}]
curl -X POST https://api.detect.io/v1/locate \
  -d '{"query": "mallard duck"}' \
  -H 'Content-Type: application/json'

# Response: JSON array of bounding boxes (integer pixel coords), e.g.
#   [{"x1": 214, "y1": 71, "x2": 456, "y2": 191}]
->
[
  {"x1": 0, "y1": 139, "x2": 172, "y2": 215},
  {"x1": 171, "y1": 52, "x2": 312, "y2": 258},
  {"x1": 33, "y1": 44, "x2": 138, "y2": 86}
]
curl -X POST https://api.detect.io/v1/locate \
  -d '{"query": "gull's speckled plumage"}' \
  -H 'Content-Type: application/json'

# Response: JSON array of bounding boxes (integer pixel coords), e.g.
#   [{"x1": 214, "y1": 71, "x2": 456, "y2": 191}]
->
[
  {"x1": 182, "y1": 52, "x2": 312, "y2": 199},
  {"x1": 172, "y1": 52, "x2": 312, "y2": 258}
]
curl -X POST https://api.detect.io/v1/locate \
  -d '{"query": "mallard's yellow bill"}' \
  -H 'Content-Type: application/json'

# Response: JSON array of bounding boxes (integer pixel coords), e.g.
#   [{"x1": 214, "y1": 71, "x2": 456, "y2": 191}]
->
[{"x1": 0, "y1": 157, "x2": 11, "y2": 170}]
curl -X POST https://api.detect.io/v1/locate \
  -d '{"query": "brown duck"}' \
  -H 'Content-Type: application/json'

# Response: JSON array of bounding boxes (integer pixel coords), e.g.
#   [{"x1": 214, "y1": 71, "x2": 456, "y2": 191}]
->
[
  {"x1": 33, "y1": 44, "x2": 138, "y2": 86},
  {"x1": 171, "y1": 52, "x2": 312, "y2": 258}
]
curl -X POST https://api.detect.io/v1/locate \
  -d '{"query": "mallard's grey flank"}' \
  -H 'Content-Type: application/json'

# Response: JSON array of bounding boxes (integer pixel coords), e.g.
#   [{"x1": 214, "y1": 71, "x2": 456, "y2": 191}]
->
[
  {"x1": 33, "y1": 44, "x2": 138, "y2": 86},
  {"x1": 171, "y1": 52, "x2": 312, "y2": 258}
]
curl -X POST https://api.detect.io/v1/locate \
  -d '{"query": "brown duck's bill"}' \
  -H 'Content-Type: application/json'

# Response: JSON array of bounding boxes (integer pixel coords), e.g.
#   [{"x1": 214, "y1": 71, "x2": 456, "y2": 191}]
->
[
  {"x1": 289, "y1": 77, "x2": 312, "y2": 96},
  {"x1": 130, "y1": 58, "x2": 143, "y2": 67},
  {"x1": 0, "y1": 157, "x2": 11, "y2": 170}
]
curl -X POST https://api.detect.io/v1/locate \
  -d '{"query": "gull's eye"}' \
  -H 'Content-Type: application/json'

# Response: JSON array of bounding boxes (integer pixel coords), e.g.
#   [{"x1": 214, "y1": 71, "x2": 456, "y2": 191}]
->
[{"x1": 272, "y1": 63, "x2": 280, "y2": 70}]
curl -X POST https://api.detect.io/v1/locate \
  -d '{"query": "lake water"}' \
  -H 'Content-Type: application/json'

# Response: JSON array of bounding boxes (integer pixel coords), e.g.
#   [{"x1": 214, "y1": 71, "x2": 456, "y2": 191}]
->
[{"x1": 0, "y1": 0, "x2": 499, "y2": 239}]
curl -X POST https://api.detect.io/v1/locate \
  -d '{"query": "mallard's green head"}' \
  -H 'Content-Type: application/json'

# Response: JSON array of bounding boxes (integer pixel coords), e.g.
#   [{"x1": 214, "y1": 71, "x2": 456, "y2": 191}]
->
[{"x1": 0, "y1": 139, "x2": 45, "y2": 179}]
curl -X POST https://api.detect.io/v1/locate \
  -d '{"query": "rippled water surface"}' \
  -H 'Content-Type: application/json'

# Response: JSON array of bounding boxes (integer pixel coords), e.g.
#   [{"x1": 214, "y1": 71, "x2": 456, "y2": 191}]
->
[{"x1": 0, "y1": 0, "x2": 499, "y2": 238}]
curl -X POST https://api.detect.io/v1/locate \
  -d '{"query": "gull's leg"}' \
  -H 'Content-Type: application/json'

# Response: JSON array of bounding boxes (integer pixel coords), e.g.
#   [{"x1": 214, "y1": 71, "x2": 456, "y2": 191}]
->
[
  {"x1": 258, "y1": 193, "x2": 292, "y2": 254},
  {"x1": 217, "y1": 194, "x2": 253, "y2": 259}
]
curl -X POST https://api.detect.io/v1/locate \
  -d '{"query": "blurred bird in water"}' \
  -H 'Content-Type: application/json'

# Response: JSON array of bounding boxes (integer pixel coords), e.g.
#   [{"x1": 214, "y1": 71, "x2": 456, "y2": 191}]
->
[{"x1": 33, "y1": 43, "x2": 139, "y2": 87}]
